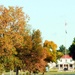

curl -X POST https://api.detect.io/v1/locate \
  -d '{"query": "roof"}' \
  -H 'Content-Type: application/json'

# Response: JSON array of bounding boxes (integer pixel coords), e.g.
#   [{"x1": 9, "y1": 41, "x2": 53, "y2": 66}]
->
[{"x1": 61, "y1": 55, "x2": 72, "y2": 59}]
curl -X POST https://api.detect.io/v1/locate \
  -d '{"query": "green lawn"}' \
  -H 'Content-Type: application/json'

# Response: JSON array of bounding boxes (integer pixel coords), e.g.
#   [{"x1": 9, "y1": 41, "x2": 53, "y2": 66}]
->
[
  {"x1": 45, "y1": 71, "x2": 75, "y2": 75},
  {"x1": 2, "y1": 71, "x2": 75, "y2": 75}
]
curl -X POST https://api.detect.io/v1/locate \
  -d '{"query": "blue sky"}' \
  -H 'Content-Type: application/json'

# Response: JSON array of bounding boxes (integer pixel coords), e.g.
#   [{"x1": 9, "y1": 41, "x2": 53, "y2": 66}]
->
[{"x1": 0, "y1": 0, "x2": 75, "y2": 49}]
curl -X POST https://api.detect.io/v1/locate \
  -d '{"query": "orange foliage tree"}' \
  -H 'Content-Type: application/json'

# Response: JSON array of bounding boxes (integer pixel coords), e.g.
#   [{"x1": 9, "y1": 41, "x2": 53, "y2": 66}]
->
[
  {"x1": 0, "y1": 6, "x2": 29, "y2": 72},
  {"x1": 21, "y1": 29, "x2": 47, "y2": 72},
  {"x1": 43, "y1": 40, "x2": 57, "y2": 62}
]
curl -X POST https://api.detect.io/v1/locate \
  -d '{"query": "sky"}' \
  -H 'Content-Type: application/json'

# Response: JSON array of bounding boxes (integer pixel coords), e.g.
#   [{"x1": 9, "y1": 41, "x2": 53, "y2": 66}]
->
[{"x1": 0, "y1": 0, "x2": 75, "y2": 49}]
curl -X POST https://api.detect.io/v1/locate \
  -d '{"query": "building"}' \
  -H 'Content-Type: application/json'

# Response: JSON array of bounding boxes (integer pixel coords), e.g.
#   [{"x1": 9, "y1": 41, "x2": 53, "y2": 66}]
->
[{"x1": 57, "y1": 55, "x2": 75, "y2": 71}]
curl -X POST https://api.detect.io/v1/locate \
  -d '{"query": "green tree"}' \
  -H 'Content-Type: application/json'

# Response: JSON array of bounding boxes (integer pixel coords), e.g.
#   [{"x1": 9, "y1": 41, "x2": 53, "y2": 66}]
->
[
  {"x1": 56, "y1": 51, "x2": 64, "y2": 59},
  {"x1": 69, "y1": 38, "x2": 75, "y2": 60},
  {"x1": 59, "y1": 45, "x2": 66, "y2": 54}
]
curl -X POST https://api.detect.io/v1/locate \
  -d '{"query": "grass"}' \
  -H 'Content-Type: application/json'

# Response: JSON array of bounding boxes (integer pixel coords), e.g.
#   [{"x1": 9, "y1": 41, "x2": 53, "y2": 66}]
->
[
  {"x1": 2, "y1": 70, "x2": 75, "y2": 75},
  {"x1": 3, "y1": 71, "x2": 29, "y2": 75},
  {"x1": 45, "y1": 68, "x2": 75, "y2": 74},
  {"x1": 45, "y1": 71, "x2": 75, "y2": 74}
]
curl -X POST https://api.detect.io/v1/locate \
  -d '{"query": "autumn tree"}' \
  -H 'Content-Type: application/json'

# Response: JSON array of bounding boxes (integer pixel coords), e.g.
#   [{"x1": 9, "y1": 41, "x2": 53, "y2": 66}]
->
[
  {"x1": 31, "y1": 29, "x2": 46, "y2": 72},
  {"x1": 16, "y1": 34, "x2": 32, "y2": 71},
  {"x1": 43, "y1": 40, "x2": 57, "y2": 62},
  {"x1": 21, "y1": 29, "x2": 46, "y2": 73},
  {"x1": 0, "y1": 5, "x2": 29, "y2": 74},
  {"x1": 0, "y1": 5, "x2": 47, "y2": 74}
]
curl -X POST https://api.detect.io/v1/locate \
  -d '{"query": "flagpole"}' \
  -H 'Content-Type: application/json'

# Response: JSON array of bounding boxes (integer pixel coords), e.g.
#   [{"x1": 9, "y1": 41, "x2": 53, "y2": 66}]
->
[{"x1": 65, "y1": 22, "x2": 67, "y2": 56}]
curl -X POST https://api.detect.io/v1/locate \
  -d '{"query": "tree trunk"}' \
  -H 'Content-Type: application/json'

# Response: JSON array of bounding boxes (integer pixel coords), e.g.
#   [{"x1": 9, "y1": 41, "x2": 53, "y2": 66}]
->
[
  {"x1": 16, "y1": 67, "x2": 19, "y2": 75},
  {"x1": 42, "y1": 72, "x2": 44, "y2": 75}
]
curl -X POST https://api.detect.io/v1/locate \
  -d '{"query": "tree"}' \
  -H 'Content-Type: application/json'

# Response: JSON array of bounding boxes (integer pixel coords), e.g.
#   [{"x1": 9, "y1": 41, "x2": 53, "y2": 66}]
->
[
  {"x1": 22, "y1": 29, "x2": 46, "y2": 73},
  {"x1": 43, "y1": 40, "x2": 57, "y2": 62},
  {"x1": 59, "y1": 45, "x2": 70, "y2": 55},
  {"x1": 59, "y1": 45, "x2": 66, "y2": 54},
  {"x1": 0, "y1": 33, "x2": 17, "y2": 71},
  {"x1": 56, "y1": 51, "x2": 64, "y2": 59},
  {"x1": 69, "y1": 38, "x2": 75, "y2": 60},
  {"x1": 0, "y1": 5, "x2": 48, "y2": 74},
  {"x1": 31, "y1": 30, "x2": 46, "y2": 72},
  {"x1": 0, "y1": 6, "x2": 29, "y2": 75}
]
